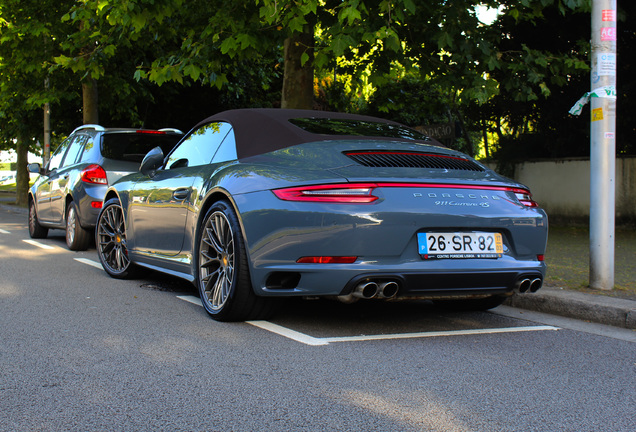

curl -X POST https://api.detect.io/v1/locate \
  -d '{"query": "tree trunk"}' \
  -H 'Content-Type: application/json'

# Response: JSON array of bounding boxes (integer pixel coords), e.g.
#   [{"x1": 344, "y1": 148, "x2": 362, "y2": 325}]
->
[
  {"x1": 482, "y1": 118, "x2": 490, "y2": 159},
  {"x1": 281, "y1": 25, "x2": 314, "y2": 110},
  {"x1": 15, "y1": 134, "x2": 29, "y2": 207},
  {"x1": 82, "y1": 79, "x2": 99, "y2": 124},
  {"x1": 453, "y1": 108, "x2": 474, "y2": 157}
]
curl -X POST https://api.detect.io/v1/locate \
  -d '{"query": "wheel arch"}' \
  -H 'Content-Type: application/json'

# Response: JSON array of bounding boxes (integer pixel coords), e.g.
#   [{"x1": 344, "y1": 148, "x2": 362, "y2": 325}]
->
[
  {"x1": 195, "y1": 188, "x2": 255, "y2": 283},
  {"x1": 198, "y1": 188, "x2": 244, "y2": 235}
]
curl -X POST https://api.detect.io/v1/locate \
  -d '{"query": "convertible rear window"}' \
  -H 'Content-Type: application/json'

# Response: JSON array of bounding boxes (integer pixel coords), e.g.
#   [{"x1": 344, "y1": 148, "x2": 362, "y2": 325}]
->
[
  {"x1": 289, "y1": 118, "x2": 431, "y2": 142},
  {"x1": 101, "y1": 133, "x2": 182, "y2": 163}
]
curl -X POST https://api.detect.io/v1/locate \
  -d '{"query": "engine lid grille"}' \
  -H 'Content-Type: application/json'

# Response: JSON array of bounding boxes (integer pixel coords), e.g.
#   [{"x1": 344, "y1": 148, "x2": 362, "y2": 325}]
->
[{"x1": 344, "y1": 151, "x2": 485, "y2": 172}]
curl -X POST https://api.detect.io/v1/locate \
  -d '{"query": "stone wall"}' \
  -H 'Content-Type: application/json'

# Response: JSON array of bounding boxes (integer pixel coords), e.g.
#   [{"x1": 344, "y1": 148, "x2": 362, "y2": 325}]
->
[{"x1": 497, "y1": 157, "x2": 636, "y2": 221}]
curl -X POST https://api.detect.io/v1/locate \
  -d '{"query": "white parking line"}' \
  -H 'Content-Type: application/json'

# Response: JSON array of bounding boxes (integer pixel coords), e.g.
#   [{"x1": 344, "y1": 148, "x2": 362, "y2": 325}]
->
[
  {"x1": 22, "y1": 239, "x2": 56, "y2": 250},
  {"x1": 177, "y1": 295, "x2": 203, "y2": 306},
  {"x1": 74, "y1": 258, "x2": 104, "y2": 270},
  {"x1": 176, "y1": 295, "x2": 560, "y2": 346},
  {"x1": 248, "y1": 321, "x2": 559, "y2": 346},
  {"x1": 247, "y1": 321, "x2": 330, "y2": 346},
  {"x1": 0, "y1": 228, "x2": 10, "y2": 234},
  {"x1": 319, "y1": 325, "x2": 560, "y2": 344}
]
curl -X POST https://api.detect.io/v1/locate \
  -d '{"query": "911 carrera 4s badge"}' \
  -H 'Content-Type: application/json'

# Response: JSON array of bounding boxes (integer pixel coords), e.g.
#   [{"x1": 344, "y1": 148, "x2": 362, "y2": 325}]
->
[{"x1": 417, "y1": 232, "x2": 503, "y2": 259}]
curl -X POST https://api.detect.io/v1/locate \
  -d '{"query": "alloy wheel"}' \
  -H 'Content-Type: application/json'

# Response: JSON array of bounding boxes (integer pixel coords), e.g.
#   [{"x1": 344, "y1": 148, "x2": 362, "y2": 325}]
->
[
  {"x1": 199, "y1": 211, "x2": 235, "y2": 311},
  {"x1": 66, "y1": 205, "x2": 77, "y2": 245},
  {"x1": 97, "y1": 203, "x2": 130, "y2": 274}
]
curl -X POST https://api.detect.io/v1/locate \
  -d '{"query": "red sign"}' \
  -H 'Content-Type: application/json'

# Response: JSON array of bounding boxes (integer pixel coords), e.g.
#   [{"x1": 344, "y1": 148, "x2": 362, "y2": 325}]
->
[
  {"x1": 601, "y1": 27, "x2": 617, "y2": 41},
  {"x1": 602, "y1": 10, "x2": 616, "y2": 21}
]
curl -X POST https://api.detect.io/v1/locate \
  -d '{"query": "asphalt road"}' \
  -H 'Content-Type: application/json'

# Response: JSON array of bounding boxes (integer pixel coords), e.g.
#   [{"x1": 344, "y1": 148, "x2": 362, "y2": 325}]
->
[{"x1": 1, "y1": 206, "x2": 634, "y2": 432}]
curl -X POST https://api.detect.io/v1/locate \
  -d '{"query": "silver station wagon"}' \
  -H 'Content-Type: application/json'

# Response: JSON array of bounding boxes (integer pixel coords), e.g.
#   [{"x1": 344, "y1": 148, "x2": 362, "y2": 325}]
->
[{"x1": 28, "y1": 125, "x2": 183, "y2": 250}]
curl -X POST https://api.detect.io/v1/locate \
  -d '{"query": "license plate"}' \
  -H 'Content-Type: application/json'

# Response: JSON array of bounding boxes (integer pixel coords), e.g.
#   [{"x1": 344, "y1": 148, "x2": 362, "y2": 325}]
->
[{"x1": 418, "y1": 232, "x2": 503, "y2": 259}]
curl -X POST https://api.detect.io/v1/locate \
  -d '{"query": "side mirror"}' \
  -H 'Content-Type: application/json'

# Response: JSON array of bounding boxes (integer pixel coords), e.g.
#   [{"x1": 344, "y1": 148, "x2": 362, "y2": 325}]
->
[
  {"x1": 140, "y1": 146, "x2": 164, "y2": 177},
  {"x1": 28, "y1": 163, "x2": 44, "y2": 175}
]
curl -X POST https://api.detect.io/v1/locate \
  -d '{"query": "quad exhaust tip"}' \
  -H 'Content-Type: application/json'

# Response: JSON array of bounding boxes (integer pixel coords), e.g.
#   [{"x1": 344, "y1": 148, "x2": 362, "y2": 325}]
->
[
  {"x1": 530, "y1": 278, "x2": 542, "y2": 292},
  {"x1": 515, "y1": 277, "x2": 543, "y2": 293},
  {"x1": 351, "y1": 280, "x2": 400, "y2": 300},
  {"x1": 378, "y1": 281, "x2": 399, "y2": 299},
  {"x1": 353, "y1": 281, "x2": 379, "y2": 299}
]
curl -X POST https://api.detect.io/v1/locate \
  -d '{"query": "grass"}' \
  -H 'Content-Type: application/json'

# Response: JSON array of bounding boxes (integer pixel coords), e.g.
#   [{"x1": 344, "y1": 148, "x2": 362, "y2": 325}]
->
[
  {"x1": 546, "y1": 225, "x2": 636, "y2": 299},
  {"x1": 0, "y1": 183, "x2": 17, "y2": 192}
]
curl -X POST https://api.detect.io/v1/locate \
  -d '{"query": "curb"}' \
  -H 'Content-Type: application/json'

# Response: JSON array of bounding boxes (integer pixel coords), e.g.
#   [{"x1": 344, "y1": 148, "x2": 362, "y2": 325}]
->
[
  {"x1": 505, "y1": 287, "x2": 636, "y2": 330},
  {"x1": 0, "y1": 202, "x2": 27, "y2": 215}
]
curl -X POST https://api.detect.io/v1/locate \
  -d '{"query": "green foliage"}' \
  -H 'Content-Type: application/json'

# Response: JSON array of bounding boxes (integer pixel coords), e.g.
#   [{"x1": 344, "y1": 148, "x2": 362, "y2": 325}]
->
[{"x1": 4, "y1": 0, "x2": 629, "y2": 174}]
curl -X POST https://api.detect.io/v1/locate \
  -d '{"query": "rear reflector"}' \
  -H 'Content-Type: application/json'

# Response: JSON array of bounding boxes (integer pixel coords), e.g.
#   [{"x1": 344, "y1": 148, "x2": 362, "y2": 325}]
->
[
  {"x1": 296, "y1": 256, "x2": 357, "y2": 264},
  {"x1": 537, "y1": 254, "x2": 545, "y2": 262},
  {"x1": 80, "y1": 164, "x2": 108, "y2": 184},
  {"x1": 91, "y1": 201, "x2": 103, "y2": 209}
]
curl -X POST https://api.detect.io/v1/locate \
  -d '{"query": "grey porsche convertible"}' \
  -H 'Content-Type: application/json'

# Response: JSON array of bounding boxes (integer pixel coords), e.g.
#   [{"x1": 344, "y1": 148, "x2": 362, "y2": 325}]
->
[{"x1": 96, "y1": 108, "x2": 548, "y2": 321}]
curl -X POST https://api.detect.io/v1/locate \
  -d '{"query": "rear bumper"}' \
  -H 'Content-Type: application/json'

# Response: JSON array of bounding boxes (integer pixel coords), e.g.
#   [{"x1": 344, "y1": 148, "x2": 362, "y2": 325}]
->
[{"x1": 255, "y1": 258, "x2": 546, "y2": 298}]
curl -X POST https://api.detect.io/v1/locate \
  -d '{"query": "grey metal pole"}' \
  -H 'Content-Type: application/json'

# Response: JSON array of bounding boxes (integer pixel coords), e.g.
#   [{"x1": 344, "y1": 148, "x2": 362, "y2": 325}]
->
[{"x1": 589, "y1": 0, "x2": 617, "y2": 290}]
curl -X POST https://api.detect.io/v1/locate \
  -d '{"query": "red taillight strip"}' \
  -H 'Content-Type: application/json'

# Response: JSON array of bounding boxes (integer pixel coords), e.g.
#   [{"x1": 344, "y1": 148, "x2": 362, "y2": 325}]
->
[
  {"x1": 273, "y1": 182, "x2": 538, "y2": 207},
  {"x1": 272, "y1": 183, "x2": 379, "y2": 203}
]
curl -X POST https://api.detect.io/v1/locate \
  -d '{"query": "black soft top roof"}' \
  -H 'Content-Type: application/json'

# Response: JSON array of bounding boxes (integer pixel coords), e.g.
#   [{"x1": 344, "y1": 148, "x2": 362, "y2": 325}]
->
[{"x1": 193, "y1": 108, "x2": 439, "y2": 160}]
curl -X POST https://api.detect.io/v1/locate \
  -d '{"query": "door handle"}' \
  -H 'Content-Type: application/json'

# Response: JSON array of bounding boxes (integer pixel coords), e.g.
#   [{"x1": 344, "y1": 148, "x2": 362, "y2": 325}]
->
[{"x1": 173, "y1": 189, "x2": 189, "y2": 200}]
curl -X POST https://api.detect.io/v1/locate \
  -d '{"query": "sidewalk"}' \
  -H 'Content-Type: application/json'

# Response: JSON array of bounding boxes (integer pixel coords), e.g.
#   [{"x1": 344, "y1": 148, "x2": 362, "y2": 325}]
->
[
  {"x1": 505, "y1": 286, "x2": 636, "y2": 330},
  {"x1": 2, "y1": 198, "x2": 635, "y2": 330}
]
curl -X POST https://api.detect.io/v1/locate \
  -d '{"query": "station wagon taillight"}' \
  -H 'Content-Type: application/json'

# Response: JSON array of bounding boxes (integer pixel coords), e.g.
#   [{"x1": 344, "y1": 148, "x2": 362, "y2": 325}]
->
[{"x1": 80, "y1": 164, "x2": 108, "y2": 184}]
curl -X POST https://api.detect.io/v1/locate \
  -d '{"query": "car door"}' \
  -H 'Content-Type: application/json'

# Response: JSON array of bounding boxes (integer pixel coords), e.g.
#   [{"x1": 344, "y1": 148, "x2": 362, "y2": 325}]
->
[
  {"x1": 48, "y1": 135, "x2": 88, "y2": 223},
  {"x1": 130, "y1": 122, "x2": 233, "y2": 256},
  {"x1": 34, "y1": 137, "x2": 72, "y2": 222}
]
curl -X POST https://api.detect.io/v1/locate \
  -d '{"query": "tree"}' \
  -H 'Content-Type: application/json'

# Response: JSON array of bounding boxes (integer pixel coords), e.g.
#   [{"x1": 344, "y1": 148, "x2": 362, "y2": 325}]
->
[{"x1": 0, "y1": 0, "x2": 79, "y2": 205}]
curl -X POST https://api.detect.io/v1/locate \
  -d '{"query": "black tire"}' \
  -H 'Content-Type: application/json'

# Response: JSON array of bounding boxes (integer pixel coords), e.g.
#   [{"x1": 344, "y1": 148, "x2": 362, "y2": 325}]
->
[
  {"x1": 66, "y1": 201, "x2": 90, "y2": 251},
  {"x1": 433, "y1": 295, "x2": 507, "y2": 311},
  {"x1": 28, "y1": 199, "x2": 48, "y2": 239},
  {"x1": 96, "y1": 198, "x2": 137, "y2": 279},
  {"x1": 196, "y1": 200, "x2": 277, "y2": 321}
]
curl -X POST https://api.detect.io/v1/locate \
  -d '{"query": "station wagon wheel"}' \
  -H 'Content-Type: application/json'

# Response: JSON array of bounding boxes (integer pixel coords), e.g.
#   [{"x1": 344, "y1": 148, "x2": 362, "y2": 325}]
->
[
  {"x1": 28, "y1": 198, "x2": 48, "y2": 239},
  {"x1": 66, "y1": 201, "x2": 90, "y2": 251},
  {"x1": 197, "y1": 200, "x2": 277, "y2": 321},
  {"x1": 96, "y1": 198, "x2": 137, "y2": 279}
]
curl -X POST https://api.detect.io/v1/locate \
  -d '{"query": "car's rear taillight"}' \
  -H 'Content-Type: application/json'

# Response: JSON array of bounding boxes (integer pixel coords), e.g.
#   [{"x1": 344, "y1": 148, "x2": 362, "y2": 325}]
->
[
  {"x1": 511, "y1": 188, "x2": 539, "y2": 207},
  {"x1": 273, "y1": 182, "x2": 540, "y2": 207},
  {"x1": 272, "y1": 183, "x2": 379, "y2": 203},
  {"x1": 80, "y1": 164, "x2": 108, "y2": 184}
]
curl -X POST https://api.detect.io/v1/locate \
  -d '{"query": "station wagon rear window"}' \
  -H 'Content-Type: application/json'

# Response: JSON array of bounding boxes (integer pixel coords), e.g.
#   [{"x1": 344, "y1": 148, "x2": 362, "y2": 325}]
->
[{"x1": 101, "y1": 133, "x2": 181, "y2": 163}]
